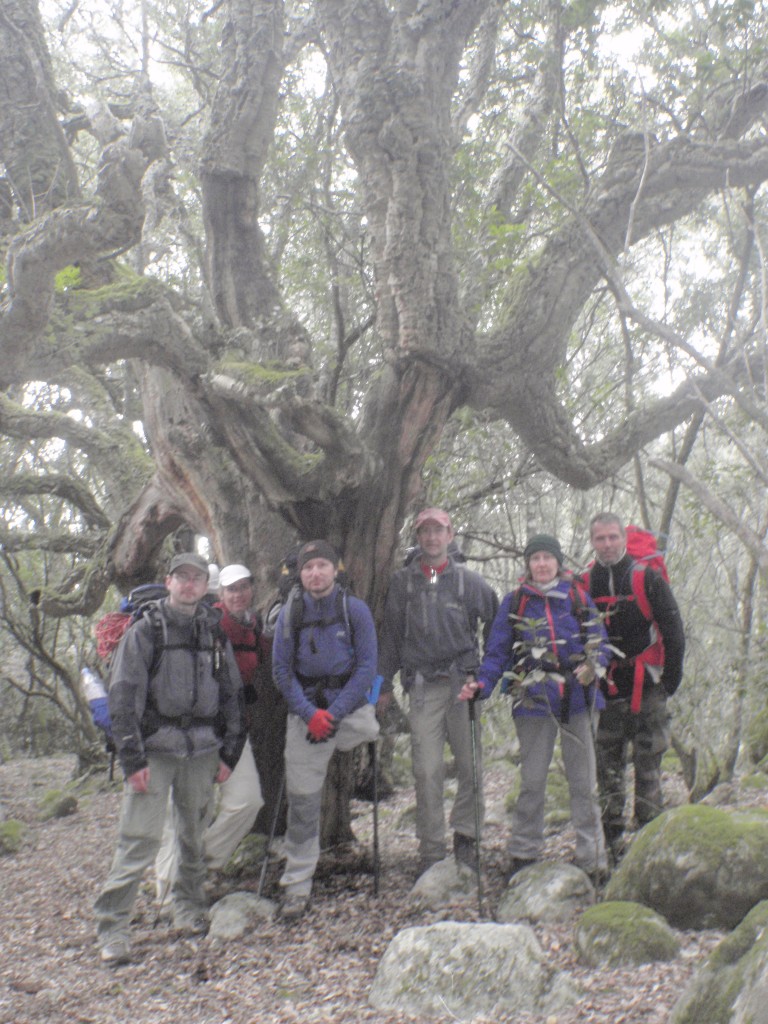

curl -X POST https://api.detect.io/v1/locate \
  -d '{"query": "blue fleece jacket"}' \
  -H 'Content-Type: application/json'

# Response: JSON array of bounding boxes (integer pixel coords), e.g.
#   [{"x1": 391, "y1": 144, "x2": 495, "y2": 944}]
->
[
  {"x1": 476, "y1": 576, "x2": 609, "y2": 718},
  {"x1": 272, "y1": 585, "x2": 377, "y2": 723}
]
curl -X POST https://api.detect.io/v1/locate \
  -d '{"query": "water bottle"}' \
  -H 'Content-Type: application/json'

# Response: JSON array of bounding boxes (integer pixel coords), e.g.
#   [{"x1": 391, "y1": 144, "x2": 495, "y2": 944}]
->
[{"x1": 80, "y1": 666, "x2": 107, "y2": 701}]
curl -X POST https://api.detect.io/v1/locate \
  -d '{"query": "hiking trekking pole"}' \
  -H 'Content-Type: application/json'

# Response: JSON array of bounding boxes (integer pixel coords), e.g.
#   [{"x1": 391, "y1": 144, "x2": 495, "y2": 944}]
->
[
  {"x1": 468, "y1": 694, "x2": 484, "y2": 917},
  {"x1": 368, "y1": 675, "x2": 384, "y2": 896},
  {"x1": 369, "y1": 738, "x2": 380, "y2": 895},
  {"x1": 257, "y1": 770, "x2": 286, "y2": 899}
]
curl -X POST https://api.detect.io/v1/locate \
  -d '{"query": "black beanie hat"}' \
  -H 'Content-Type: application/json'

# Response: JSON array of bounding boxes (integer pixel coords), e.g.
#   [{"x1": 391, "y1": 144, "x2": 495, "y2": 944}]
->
[
  {"x1": 297, "y1": 540, "x2": 340, "y2": 571},
  {"x1": 523, "y1": 534, "x2": 564, "y2": 566}
]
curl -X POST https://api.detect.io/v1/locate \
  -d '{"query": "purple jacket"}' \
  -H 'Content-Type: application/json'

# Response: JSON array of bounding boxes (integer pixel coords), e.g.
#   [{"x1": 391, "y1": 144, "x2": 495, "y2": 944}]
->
[{"x1": 476, "y1": 576, "x2": 609, "y2": 718}]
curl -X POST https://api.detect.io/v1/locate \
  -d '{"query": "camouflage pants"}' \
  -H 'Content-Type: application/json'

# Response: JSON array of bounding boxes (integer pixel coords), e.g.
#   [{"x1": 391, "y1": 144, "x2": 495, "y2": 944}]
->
[{"x1": 595, "y1": 686, "x2": 670, "y2": 839}]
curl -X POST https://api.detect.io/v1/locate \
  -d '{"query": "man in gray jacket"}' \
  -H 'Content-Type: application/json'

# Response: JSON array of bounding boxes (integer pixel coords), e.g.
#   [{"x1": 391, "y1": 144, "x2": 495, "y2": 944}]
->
[
  {"x1": 379, "y1": 509, "x2": 498, "y2": 875},
  {"x1": 94, "y1": 552, "x2": 245, "y2": 965}
]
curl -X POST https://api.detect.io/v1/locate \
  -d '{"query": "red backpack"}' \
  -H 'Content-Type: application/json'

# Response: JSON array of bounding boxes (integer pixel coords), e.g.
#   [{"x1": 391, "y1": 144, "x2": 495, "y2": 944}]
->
[
  {"x1": 582, "y1": 525, "x2": 668, "y2": 713},
  {"x1": 93, "y1": 584, "x2": 169, "y2": 679}
]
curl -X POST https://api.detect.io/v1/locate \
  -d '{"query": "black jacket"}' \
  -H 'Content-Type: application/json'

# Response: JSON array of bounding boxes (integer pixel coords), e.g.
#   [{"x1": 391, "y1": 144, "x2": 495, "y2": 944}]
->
[{"x1": 587, "y1": 554, "x2": 685, "y2": 700}]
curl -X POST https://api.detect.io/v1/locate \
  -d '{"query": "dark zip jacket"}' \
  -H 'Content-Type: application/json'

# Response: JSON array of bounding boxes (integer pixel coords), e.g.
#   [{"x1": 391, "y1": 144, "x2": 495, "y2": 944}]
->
[
  {"x1": 378, "y1": 555, "x2": 498, "y2": 691},
  {"x1": 587, "y1": 554, "x2": 685, "y2": 700}
]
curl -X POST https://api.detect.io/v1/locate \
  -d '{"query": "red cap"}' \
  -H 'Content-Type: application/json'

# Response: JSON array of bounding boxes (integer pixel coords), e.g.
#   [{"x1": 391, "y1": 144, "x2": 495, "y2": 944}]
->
[{"x1": 413, "y1": 507, "x2": 452, "y2": 531}]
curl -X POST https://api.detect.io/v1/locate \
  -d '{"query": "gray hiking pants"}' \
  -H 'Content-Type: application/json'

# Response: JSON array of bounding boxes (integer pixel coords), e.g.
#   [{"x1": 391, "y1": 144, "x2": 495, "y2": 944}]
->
[
  {"x1": 509, "y1": 710, "x2": 607, "y2": 872},
  {"x1": 94, "y1": 749, "x2": 219, "y2": 945},
  {"x1": 407, "y1": 671, "x2": 484, "y2": 863},
  {"x1": 280, "y1": 703, "x2": 379, "y2": 897}
]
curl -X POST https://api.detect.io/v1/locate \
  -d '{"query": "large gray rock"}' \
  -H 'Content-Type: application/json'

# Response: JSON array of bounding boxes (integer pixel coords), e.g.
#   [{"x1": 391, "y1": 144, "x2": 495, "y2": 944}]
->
[
  {"x1": 408, "y1": 856, "x2": 479, "y2": 911},
  {"x1": 497, "y1": 861, "x2": 596, "y2": 924},
  {"x1": 605, "y1": 805, "x2": 768, "y2": 929},
  {"x1": 670, "y1": 901, "x2": 768, "y2": 1024},
  {"x1": 575, "y1": 900, "x2": 680, "y2": 967},
  {"x1": 368, "y1": 921, "x2": 579, "y2": 1018},
  {"x1": 208, "y1": 891, "x2": 276, "y2": 941}
]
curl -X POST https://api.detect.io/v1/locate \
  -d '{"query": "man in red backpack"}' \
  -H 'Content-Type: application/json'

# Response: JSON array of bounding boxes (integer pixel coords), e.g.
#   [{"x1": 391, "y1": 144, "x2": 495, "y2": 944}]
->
[
  {"x1": 586, "y1": 513, "x2": 685, "y2": 862},
  {"x1": 94, "y1": 553, "x2": 245, "y2": 965}
]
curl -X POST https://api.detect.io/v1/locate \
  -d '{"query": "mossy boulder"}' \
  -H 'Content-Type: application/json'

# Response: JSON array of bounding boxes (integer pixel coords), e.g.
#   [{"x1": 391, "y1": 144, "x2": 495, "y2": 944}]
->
[
  {"x1": 498, "y1": 862, "x2": 595, "y2": 925},
  {"x1": 223, "y1": 832, "x2": 267, "y2": 876},
  {"x1": 575, "y1": 900, "x2": 680, "y2": 967},
  {"x1": 0, "y1": 819, "x2": 26, "y2": 854},
  {"x1": 37, "y1": 789, "x2": 78, "y2": 821},
  {"x1": 605, "y1": 805, "x2": 768, "y2": 929},
  {"x1": 670, "y1": 901, "x2": 768, "y2": 1023}
]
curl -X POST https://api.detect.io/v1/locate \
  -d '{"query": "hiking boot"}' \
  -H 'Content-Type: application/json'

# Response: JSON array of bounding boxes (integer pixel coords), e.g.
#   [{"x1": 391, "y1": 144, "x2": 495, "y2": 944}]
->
[
  {"x1": 504, "y1": 857, "x2": 536, "y2": 883},
  {"x1": 99, "y1": 939, "x2": 131, "y2": 966},
  {"x1": 279, "y1": 895, "x2": 311, "y2": 921},
  {"x1": 603, "y1": 824, "x2": 625, "y2": 864},
  {"x1": 453, "y1": 832, "x2": 478, "y2": 870}
]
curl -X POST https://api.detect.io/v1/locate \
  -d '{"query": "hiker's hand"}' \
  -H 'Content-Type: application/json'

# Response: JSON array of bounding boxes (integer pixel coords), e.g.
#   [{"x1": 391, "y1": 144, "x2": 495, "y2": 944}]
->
[
  {"x1": 574, "y1": 662, "x2": 596, "y2": 687},
  {"x1": 307, "y1": 709, "x2": 337, "y2": 743},
  {"x1": 128, "y1": 767, "x2": 150, "y2": 793},
  {"x1": 459, "y1": 677, "x2": 483, "y2": 701},
  {"x1": 216, "y1": 761, "x2": 232, "y2": 784}
]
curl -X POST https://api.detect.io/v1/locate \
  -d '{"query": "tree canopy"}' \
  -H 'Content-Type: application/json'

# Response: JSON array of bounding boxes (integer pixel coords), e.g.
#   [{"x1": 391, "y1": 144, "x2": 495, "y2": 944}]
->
[{"x1": 2, "y1": 0, "x2": 768, "y2": 620}]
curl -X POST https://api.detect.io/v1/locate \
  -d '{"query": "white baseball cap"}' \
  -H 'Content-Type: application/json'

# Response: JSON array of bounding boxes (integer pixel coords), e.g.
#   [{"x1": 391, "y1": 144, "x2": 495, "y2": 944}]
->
[{"x1": 219, "y1": 564, "x2": 253, "y2": 589}]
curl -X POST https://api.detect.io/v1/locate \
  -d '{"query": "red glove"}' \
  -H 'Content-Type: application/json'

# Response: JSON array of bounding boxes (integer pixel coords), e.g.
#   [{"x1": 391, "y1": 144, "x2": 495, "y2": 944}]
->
[{"x1": 306, "y1": 709, "x2": 337, "y2": 743}]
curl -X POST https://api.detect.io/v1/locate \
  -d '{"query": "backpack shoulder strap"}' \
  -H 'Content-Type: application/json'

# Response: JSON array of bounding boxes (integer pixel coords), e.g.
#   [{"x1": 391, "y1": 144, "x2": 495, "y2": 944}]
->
[
  {"x1": 508, "y1": 587, "x2": 526, "y2": 621},
  {"x1": 338, "y1": 587, "x2": 354, "y2": 648},
  {"x1": 142, "y1": 602, "x2": 167, "y2": 679},
  {"x1": 569, "y1": 578, "x2": 589, "y2": 615},
  {"x1": 568, "y1": 579, "x2": 590, "y2": 646},
  {"x1": 455, "y1": 563, "x2": 465, "y2": 600},
  {"x1": 630, "y1": 564, "x2": 653, "y2": 622},
  {"x1": 283, "y1": 583, "x2": 303, "y2": 645},
  {"x1": 282, "y1": 583, "x2": 354, "y2": 653}
]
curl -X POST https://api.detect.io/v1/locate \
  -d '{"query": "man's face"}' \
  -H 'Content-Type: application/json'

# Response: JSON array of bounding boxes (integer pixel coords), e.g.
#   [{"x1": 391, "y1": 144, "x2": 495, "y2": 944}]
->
[
  {"x1": 165, "y1": 567, "x2": 208, "y2": 613},
  {"x1": 221, "y1": 577, "x2": 254, "y2": 618},
  {"x1": 591, "y1": 522, "x2": 626, "y2": 566},
  {"x1": 300, "y1": 557, "x2": 337, "y2": 599},
  {"x1": 416, "y1": 522, "x2": 453, "y2": 564}
]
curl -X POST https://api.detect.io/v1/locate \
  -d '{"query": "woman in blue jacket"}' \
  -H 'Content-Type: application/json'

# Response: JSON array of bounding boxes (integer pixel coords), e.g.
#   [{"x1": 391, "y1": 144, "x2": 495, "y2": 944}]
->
[{"x1": 463, "y1": 534, "x2": 609, "y2": 880}]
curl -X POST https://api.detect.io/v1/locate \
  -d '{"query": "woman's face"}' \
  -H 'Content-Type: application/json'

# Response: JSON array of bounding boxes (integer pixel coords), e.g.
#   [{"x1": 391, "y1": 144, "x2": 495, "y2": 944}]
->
[{"x1": 528, "y1": 550, "x2": 559, "y2": 585}]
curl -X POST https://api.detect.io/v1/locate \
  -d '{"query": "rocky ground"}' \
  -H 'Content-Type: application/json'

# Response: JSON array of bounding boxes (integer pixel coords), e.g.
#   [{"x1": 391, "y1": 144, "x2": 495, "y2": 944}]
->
[{"x1": 0, "y1": 754, "x2": 735, "y2": 1024}]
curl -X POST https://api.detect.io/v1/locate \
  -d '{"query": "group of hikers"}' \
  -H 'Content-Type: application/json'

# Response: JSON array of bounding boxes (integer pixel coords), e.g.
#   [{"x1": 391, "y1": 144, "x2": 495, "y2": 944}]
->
[{"x1": 93, "y1": 509, "x2": 685, "y2": 967}]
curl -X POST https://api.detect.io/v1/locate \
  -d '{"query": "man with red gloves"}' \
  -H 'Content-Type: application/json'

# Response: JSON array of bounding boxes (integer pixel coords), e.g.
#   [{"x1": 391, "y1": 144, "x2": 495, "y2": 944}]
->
[{"x1": 271, "y1": 540, "x2": 379, "y2": 920}]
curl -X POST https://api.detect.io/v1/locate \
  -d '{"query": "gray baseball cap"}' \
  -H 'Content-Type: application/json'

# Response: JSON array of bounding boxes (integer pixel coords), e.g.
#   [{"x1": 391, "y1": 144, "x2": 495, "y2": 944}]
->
[{"x1": 168, "y1": 552, "x2": 209, "y2": 575}]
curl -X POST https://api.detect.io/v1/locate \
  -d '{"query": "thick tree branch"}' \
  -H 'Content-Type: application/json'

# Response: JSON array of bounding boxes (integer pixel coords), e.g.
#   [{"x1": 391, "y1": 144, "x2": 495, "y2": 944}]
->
[
  {"x1": 1, "y1": 126, "x2": 166, "y2": 387},
  {"x1": 650, "y1": 457, "x2": 768, "y2": 579},
  {"x1": 3, "y1": 472, "x2": 110, "y2": 529},
  {"x1": 200, "y1": 0, "x2": 309, "y2": 358},
  {"x1": 0, "y1": 0, "x2": 80, "y2": 215},
  {"x1": 0, "y1": 526, "x2": 102, "y2": 556}
]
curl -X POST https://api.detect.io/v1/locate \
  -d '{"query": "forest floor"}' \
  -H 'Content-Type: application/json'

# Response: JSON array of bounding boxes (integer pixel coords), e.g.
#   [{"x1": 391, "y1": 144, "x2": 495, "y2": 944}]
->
[{"x1": 0, "y1": 752, "x2": 749, "y2": 1024}]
